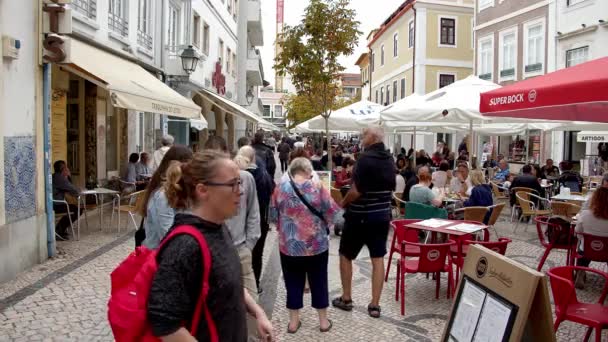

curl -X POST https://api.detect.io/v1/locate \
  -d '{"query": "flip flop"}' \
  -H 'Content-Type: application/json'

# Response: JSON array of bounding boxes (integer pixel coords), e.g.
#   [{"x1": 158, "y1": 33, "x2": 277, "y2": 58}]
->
[
  {"x1": 368, "y1": 304, "x2": 381, "y2": 318},
  {"x1": 320, "y1": 319, "x2": 333, "y2": 333},
  {"x1": 287, "y1": 320, "x2": 301, "y2": 334},
  {"x1": 331, "y1": 296, "x2": 353, "y2": 311}
]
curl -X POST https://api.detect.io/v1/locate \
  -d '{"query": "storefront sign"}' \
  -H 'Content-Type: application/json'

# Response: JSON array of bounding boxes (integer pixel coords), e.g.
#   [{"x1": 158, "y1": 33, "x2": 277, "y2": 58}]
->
[
  {"x1": 212, "y1": 61, "x2": 226, "y2": 95},
  {"x1": 488, "y1": 93, "x2": 525, "y2": 106},
  {"x1": 577, "y1": 131, "x2": 608, "y2": 143},
  {"x1": 42, "y1": 1, "x2": 70, "y2": 63}
]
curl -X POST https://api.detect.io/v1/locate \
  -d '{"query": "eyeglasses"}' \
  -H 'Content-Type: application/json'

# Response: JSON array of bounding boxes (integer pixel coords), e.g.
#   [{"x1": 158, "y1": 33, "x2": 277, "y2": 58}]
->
[{"x1": 204, "y1": 178, "x2": 241, "y2": 193}]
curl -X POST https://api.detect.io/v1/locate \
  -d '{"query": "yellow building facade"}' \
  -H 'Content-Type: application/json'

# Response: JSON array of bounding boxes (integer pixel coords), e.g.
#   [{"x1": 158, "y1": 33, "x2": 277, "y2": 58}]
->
[{"x1": 369, "y1": 0, "x2": 474, "y2": 103}]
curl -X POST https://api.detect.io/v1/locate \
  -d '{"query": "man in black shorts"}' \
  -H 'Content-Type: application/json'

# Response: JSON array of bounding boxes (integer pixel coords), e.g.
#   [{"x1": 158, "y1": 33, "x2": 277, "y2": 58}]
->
[{"x1": 332, "y1": 126, "x2": 396, "y2": 318}]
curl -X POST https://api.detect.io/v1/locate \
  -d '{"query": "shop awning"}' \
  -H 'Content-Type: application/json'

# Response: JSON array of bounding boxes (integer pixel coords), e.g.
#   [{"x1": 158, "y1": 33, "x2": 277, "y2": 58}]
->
[
  {"x1": 190, "y1": 116, "x2": 209, "y2": 130},
  {"x1": 198, "y1": 88, "x2": 262, "y2": 124},
  {"x1": 480, "y1": 57, "x2": 608, "y2": 123},
  {"x1": 62, "y1": 39, "x2": 201, "y2": 118},
  {"x1": 258, "y1": 118, "x2": 280, "y2": 131}
]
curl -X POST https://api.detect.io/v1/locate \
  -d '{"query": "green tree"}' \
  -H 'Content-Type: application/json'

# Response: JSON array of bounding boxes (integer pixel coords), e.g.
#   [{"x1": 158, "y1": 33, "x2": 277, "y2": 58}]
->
[{"x1": 275, "y1": 0, "x2": 360, "y2": 169}]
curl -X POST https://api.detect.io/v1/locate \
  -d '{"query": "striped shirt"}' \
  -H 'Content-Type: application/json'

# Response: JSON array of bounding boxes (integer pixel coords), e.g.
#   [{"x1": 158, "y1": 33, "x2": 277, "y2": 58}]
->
[{"x1": 346, "y1": 143, "x2": 395, "y2": 223}]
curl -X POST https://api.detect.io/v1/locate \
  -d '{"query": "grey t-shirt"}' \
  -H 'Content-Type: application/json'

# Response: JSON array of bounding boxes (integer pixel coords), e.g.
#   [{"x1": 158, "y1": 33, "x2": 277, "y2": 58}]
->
[{"x1": 409, "y1": 184, "x2": 436, "y2": 205}]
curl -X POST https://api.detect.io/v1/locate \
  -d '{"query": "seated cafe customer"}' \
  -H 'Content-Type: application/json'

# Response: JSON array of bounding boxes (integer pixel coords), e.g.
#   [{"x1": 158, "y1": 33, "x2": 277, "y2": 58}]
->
[
  {"x1": 123, "y1": 153, "x2": 147, "y2": 191},
  {"x1": 136, "y1": 152, "x2": 151, "y2": 181},
  {"x1": 509, "y1": 164, "x2": 544, "y2": 207},
  {"x1": 432, "y1": 161, "x2": 451, "y2": 188},
  {"x1": 450, "y1": 163, "x2": 473, "y2": 197},
  {"x1": 463, "y1": 170, "x2": 493, "y2": 224},
  {"x1": 52, "y1": 160, "x2": 82, "y2": 239},
  {"x1": 493, "y1": 159, "x2": 510, "y2": 182},
  {"x1": 574, "y1": 187, "x2": 608, "y2": 289},
  {"x1": 409, "y1": 167, "x2": 444, "y2": 207},
  {"x1": 541, "y1": 158, "x2": 560, "y2": 179},
  {"x1": 558, "y1": 161, "x2": 584, "y2": 193}
]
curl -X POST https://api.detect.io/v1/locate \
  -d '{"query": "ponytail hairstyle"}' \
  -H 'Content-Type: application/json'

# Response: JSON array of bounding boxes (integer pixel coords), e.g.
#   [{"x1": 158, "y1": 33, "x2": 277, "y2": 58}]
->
[{"x1": 164, "y1": 150, "x2": 230, "y2": 209}]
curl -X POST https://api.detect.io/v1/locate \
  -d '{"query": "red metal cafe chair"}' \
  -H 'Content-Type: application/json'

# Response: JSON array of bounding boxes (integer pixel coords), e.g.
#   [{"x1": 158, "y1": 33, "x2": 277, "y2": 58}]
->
[
  {"x1": 534, "y1": 216, "x2": 575, "y2": 271},
  {"x1": 386, "y1": 219, "x2": 422, "y2": 282},
  {"x1": 573, "y1": 233, "x2": 608, "y2": 265},
  {"x1": 447, "y1": 221, "x2": 490, "y2": 281},
  {"x1": 451, "y1": 238, "x2": 512, "y2": 295},
  {"x1": 547, "y1": 266, "x2": 608, "y2": 342},
  {"x1": 396, "y1": 240, "x2": 455, "y2": 316}
]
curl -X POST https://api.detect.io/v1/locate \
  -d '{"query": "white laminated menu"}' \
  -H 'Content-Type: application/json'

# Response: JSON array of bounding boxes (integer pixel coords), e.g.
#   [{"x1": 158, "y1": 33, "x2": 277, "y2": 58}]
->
[
  {"x1": 448, "y1": 223, "x2": 484, "y2": 233},
  {"x1": 449, "y1": 280, "x2": 486, "y2": 342},
  {"x1": 417, "y1": 219, "x2": 452, "y2": 228},
  {"x1": 473, "y1": 296, "x2": 513, "y2": 342}
]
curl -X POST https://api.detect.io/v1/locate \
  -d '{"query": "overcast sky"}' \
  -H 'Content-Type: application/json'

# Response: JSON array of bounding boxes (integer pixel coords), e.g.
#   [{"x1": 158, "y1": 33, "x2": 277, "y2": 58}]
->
[{"x1": 260, "y1": 0, "x2": 405, "y2": 88}]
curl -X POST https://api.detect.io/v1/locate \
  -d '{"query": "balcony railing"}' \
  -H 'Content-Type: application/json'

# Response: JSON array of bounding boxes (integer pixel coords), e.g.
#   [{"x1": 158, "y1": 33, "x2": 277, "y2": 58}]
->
[
  {"x1": 72, "y1": 0, "x2": 97, "y2": 19},
  {"x1": 525, "y1": 63, "x2": 543, "y2": 73},
  {"x1": 479, "y1": 73, "x2": 492, "y2": 80},
  {"x1": 137, "y1": 30, "x2": 153, "y2": 50},
  {"x1": 109, "y1": 13, "x2": 129, "y2": 37}
]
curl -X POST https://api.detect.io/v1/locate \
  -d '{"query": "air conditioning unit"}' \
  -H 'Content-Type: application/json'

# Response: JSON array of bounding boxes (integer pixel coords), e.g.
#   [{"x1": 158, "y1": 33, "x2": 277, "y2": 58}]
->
[{"x1": 2, "y1": 36, "x2": 20, "y2": 59}]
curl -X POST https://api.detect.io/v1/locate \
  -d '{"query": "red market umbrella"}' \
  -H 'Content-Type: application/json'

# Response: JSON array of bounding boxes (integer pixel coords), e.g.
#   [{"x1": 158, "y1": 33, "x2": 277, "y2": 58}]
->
[{"x1": 480, "y1": 57, "x2": 608, "y2": 123}]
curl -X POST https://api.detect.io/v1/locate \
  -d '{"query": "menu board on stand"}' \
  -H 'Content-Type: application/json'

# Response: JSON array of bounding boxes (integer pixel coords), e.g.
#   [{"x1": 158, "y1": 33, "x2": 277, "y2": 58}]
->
[{"x1": 441, "y1": 245, "x2": 555, "y2": 342}]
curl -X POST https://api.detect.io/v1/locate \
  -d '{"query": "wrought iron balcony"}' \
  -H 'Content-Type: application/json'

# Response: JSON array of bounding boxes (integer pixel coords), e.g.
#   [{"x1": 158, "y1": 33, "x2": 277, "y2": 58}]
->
[
  {"x1": 108, "y1": 12, "x2": 129, "y2": 37},
  {"x1": 72, "y1": 0, "x2": 97, "y2": 19},
  {"x1": 479, "y1": 73, "x2": 492, "y2": 80},
  {"x1": 500, "y1": 68, "x2": 515, "y2": 78},
  {"x1": 525, "y1": 63, "x2": 543, "y2": 73},
  {"x1": 137, "y1": 30, "x2": 153, "y2": 51}
]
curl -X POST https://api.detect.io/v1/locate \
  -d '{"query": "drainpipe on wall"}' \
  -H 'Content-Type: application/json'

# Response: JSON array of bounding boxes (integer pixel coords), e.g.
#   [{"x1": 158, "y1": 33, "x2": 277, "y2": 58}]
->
[
  {"x1": 43, "y1": 63, "x2": 55, "y2": 258},
  {"x1": 368, "y1": 49, "x2": 372, "y2": 101}
]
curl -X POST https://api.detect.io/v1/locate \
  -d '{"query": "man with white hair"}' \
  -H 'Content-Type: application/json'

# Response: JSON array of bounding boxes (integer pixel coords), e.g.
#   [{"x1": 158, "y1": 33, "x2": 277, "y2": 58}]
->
[
  {"x1": 333, "y1": 126, "x2": 395, "y2": 319},
  {"x1": 151, "y1": 134, "x2": 174, "y2": 172}
]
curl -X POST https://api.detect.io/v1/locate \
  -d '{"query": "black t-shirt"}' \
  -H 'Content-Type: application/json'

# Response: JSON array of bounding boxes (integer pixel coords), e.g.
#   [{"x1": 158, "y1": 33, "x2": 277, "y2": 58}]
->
[{"x1": 147, "y1": 214, "x2": 247, "y2": 342}]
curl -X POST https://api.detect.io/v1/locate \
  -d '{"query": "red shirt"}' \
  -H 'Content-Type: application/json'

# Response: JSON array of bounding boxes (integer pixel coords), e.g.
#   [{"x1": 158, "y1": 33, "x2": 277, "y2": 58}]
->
[{"x1": 335, "y1": 169, "x2": 352, "y2": 188}]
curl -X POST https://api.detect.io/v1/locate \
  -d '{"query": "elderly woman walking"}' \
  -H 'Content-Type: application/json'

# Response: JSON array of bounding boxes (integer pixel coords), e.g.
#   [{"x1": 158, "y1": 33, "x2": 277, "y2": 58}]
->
[{"x1": 270, "y1": 157, "x2": 342, "y2": 334}]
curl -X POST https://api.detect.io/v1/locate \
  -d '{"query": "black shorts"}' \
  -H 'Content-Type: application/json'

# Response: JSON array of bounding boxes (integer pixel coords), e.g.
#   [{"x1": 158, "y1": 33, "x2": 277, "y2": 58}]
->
[{"x1": 339, "y1": 218, "x2": 390, "y2": 260}]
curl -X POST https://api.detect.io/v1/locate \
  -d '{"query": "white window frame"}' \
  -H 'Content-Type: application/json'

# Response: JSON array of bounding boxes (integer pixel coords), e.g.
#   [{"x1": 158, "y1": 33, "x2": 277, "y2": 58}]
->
[
  {"x1": 137, "y1": 0, "x2": 153, "y2": 50},
  {"x1": 477, "y1": 34, "x2": 494, "y2": 80},
  {"x1": 478, "y1": 0, "x2": 495, "y2": 12},
  {"x1": 219, "y1": 39, "x2": 224, "y2": 65},
  {"x1": 262, "y1": 105, "x2": 271, "y2": 117},
  {"x1": 371, "y1": 51, "x2": 376, "y2": 72},
  {"x1": 438, "y1": 15, "x2": 457, "y2": 48},
  {"x1": 393, "y1": 32, "x2": 399, "y2": 57},
  {"x1": 498, "y1": 26, "x2": 518, "y2": 82},
  {"x1": 471, "y1": 18, "x2": 474, "y2": 50},
  {"x1": 523, "y1": 17, "x2": 546, "y2": 78},
  {"x1": 109, "y1": 0, "x2": 127, "y2": 18},
  {"x1": 408, "y1": 20, "x2": 414, "y2": 48},
  {"x1": 566, "y1": 45, "x2": 589, "y2": 67},
  {"x1": 567, "y1": 0, "x2": 588, "y2": 6},
  {"x1": 386, "y1": 85, "x2": 391, "y2": 105},
  {"x1": 380, "y1": 87, "x2": 384, "y2": 104},
  {"x1": 192, "y1": 12, "x2": 201, "y2": 48},
  {"x1": 167, "y1": 2, "x2": 181, "y2": 54},
  {"x1": 274, "y1": 105, "x2": 283, "y2": 118},
  {"x1": 380, "y1": 44, "x2": 385, "y2": 66},
  {"x1": 437, "y1": 72, "x2": 456, "y2": 89},
  {"x1": 202, "y1": 21, "x2": 210, "y2": 56}
]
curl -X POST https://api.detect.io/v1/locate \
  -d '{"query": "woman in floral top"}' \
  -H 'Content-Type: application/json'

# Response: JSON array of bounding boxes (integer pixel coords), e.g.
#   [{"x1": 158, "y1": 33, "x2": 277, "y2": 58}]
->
[{"x1": 270, "y1": 157, "x2": 342, "y2": 334}]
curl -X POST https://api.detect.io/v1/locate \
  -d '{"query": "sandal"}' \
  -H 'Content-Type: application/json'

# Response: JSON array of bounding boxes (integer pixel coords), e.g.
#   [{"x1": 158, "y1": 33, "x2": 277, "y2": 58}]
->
[
  {"x1": 368, "y1": 304, "x2": 381, "y2": 318},
  {"x1": 331, "y1": 297, "x2": 353, "y2": 311},
  {"x1": 320, "y1": 319, "x2": 333, "y2": 333},
  {"x1": 287, "y1": 320, "x2": 301, "y2": 334}
]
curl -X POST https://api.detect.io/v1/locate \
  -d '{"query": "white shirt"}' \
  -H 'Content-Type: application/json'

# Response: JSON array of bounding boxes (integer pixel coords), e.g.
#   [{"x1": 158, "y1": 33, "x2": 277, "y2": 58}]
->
[
  {"x1": 449, "y1": 176, "x2": 473, "y2": 196},
  {"x1": 395, "y1": 174, "x2": 406, "y2": 193},
  {"x1": 151, "y1": 146, "x2": 171, "y2": 172},
  {"x1": 432, "y1": 171, "x2": 449, "y2": 188},
  {"x1": 294, "y1": 141, "x2": 305, "y2": 148}
]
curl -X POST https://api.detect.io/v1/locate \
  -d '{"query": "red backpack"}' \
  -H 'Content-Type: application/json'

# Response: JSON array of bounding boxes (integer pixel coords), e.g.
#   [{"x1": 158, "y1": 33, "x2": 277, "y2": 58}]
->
[{"x1": 107, "y1": 225, "x2": 218, "y2": 342}]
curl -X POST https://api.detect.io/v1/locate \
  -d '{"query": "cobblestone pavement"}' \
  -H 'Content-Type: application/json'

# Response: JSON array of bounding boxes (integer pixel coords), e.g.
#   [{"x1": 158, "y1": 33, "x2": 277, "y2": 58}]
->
[{"x1": 1, "y1": 207, "x2": 606, "y2": 341}]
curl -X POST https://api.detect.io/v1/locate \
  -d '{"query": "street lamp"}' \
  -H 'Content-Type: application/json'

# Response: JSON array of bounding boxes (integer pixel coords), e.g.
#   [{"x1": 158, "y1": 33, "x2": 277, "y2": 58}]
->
[
  {"x1": 180, "y1": 45, "x2": 200, "y2": 74},
  {"x1": 246, "y1": 88, "x2": 255, "y2": 105}
]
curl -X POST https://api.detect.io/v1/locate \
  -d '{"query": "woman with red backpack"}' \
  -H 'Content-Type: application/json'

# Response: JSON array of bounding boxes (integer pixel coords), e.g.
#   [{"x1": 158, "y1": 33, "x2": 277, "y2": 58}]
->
[{"x1": 146, "y1": 150, "x2": 274, "y2": 341}]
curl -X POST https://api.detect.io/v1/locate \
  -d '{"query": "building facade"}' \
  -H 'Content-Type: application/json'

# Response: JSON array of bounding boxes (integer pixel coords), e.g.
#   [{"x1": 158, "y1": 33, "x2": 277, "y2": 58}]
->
[
  {"x1": 355, "y1": 52, "x2": 371, "y2": 101},
  {"x1": 259, "y1": 87, "x2": 288, "y2": 130},
  {"x1": 369, "y1": 0, "x2": 474, "y2": 153},
  {"x1": 552, "y1": 0, "x2": 608, "y2": 165},
  {"x1": 337, "y1": 73, "x2": 362, "y2": 100},
  {"x1": 0, "y1": 0, "x2": 46, "y2": 283}
]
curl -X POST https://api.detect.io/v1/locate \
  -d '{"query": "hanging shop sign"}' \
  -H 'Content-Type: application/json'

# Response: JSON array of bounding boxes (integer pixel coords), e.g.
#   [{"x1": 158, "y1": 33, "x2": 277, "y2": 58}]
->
[
  {"x1": 577, "y1": 131, "x2": 608, "y2": 143},
  {"x1": 42, "y1": 0, "x2": 72, "y2": 63}
]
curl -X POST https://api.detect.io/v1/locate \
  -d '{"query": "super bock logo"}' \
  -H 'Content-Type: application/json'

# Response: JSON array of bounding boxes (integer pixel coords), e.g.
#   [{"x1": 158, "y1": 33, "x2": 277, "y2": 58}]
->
[{"x1": 528, "y1": 89, "x2": 537, "y2": 103}]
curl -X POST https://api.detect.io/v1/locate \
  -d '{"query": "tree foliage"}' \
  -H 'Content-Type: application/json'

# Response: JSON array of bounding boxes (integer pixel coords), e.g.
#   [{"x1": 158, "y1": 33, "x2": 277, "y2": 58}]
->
[{"x1": 274, "y1": 0, "x2": 360, "y2": 167}]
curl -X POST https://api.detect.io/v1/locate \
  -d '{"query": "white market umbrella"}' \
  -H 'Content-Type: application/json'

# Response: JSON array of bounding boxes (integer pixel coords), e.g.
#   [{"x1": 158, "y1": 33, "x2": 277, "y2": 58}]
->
[{"x1": 306, "y1": 100, "x2": 384, "y2": 131}]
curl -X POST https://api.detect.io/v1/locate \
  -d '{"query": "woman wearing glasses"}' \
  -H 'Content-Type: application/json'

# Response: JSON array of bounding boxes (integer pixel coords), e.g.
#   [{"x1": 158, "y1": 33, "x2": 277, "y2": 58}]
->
[
  {"x1": 270, "y1": 157, "x2": 342, "y2": 334},
  {"x1": 147, "y1": 150, "x2": 274, "y2": 341}
]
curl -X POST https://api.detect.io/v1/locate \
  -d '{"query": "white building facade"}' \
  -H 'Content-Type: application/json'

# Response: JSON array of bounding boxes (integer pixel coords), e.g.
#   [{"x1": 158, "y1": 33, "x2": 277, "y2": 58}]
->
[{"x1": 551, "y1": 0, "x2": 608, "y2": 164}]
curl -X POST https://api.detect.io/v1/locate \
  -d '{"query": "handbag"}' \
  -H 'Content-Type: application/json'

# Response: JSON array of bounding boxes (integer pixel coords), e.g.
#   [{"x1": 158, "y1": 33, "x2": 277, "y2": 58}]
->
[{"x1": 288, "y1": 176, "x2": 330, "y2": 234}]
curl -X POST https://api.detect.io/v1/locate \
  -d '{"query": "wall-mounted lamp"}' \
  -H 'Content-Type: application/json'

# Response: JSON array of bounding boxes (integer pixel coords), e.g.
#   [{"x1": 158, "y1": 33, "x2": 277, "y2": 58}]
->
[{"x1": 246, "y1": 88, "x2": 255, "y2": 105}]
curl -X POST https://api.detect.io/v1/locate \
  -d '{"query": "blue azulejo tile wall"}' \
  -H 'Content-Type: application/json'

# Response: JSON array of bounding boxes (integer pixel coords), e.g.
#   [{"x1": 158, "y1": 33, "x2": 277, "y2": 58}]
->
[{"x1": 4, "y1": 136, "x2": 36, "y2": 224}]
